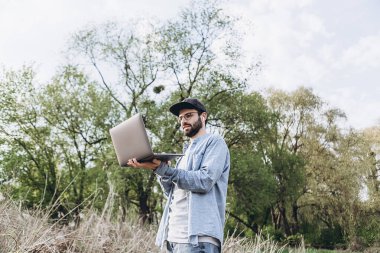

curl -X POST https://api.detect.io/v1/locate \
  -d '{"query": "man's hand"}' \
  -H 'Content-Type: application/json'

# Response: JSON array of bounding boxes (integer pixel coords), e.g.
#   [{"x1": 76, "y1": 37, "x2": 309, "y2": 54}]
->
[{"x1": 127, "y1": 158, "x2": 161, "y2": 170}]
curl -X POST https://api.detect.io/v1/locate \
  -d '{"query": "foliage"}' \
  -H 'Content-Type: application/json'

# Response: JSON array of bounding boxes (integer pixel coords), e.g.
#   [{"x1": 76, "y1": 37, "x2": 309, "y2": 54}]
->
[{"x1": 0, "y1": 66, "x2": 116, "y2": 218}]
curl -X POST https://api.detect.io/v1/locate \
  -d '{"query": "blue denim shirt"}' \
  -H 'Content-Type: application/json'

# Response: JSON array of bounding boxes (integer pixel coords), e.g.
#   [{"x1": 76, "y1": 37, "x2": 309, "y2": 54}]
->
[{"x1": 154, "y1": 133, "x2": 230, "y2": 248}]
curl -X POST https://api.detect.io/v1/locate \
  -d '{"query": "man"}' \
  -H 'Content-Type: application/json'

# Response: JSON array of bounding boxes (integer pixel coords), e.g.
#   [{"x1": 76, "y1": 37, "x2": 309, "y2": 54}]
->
[{"x1": 128, "y1": 98, "x2": 230, "y2": 253}]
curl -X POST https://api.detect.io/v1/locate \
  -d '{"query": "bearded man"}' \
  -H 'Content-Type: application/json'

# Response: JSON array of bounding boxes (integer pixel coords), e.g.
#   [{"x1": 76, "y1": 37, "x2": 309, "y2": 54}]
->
[{"x1": 128, "y1": 98, "x2": 230, "y2": 253}]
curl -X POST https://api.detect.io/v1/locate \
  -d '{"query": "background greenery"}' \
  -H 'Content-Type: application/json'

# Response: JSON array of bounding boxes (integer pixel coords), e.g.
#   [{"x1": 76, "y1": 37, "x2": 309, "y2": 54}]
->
[{"x1": 0, "y1": 0, "x2": 379, "y2": 251}]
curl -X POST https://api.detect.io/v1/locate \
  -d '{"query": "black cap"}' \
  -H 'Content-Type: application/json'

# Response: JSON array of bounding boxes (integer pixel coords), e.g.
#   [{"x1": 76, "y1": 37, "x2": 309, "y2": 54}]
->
[{"x1": 169, "y1": 98, "x2": 207, "y2": 116}]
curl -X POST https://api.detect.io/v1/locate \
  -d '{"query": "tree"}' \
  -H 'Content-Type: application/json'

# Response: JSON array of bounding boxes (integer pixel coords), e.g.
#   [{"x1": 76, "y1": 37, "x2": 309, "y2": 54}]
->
[
  {"x1": 262, "y1": 87, "x2": 322, "y2": 236},
  {"x1": 69, "y1": 18, "x2": 166, "y2": 223},
  {"x1": 357, "y1": 126, "x2": 380, "y2": 246},
  {"x1": 362, "y1": 126, "x2": 380, "y2": 202},
  {"x1": 0, "y1": 66, "x2": 116, "y2": 220},
  {"x1": 68, "y1": 0, "x2": 257, "y2": 224},
  {"x1": 0, "y1": 67, "x2": 61, "y2": 209},
  {"x1": 283, "y1": 91, "x2": 373, "y2": 247},
  {"x1": 39, "y1": 66, "x2": 118, "y2": 214}
]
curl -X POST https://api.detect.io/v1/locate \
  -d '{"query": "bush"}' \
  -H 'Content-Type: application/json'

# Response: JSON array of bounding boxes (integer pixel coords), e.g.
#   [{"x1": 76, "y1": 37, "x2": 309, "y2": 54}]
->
[
  {"x1": 356, "y1": 214, "x2": 380, "y2": 246},
  {"x1": 261, "y1": 225, "x2": 285, "y2": 241},
  {"x1": 285, "y1": 234, "x2": 304, "y2": 247}
]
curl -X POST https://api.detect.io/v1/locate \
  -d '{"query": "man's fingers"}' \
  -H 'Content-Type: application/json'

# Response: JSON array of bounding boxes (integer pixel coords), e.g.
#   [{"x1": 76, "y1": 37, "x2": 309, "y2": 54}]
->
[
  {"x1": 132, "y1": 158, "x2": 146, "y2": 167},
  {"x1": 152, "y1": 159, "x2": 161, "y2": 166},
  {"x1": 127, "y1": 158, "x2": 160, "y2": 170},
  {"x1": 127, "y1": 159, "x2": 138, "y2": 167}
]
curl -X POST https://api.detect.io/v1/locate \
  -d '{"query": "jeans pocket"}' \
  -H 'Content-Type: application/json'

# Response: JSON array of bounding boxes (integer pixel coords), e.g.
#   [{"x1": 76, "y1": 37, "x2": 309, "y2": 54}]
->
[
  {"x1": 166, "y1": 241, "x2": 174, "y2": 253},
  {"x1": 198, "y1": 242, "x2": 220, "y2": 253}
]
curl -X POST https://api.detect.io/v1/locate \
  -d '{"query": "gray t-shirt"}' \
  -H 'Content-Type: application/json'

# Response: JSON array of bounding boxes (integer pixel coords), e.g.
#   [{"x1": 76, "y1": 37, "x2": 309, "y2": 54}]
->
[{"x1": 167, "y1": 143, "x2": 191, "y2": 243}]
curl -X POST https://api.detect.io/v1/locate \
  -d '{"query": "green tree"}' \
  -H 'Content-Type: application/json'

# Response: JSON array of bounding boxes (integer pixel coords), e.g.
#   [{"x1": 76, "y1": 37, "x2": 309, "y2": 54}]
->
[
  {"x1": 263, "y1": 87, "x2": 322, "y2": 236},
  {"x1": 355, "y1": 126, "x2": 380, "y2": 246},
  {"x1": 0, "y1": 67, "x2": 61, "y2": 210},
  {"x1": 39, "y1": 66, "x2": 118, "y2": 213},
  {"x1": 0, "y1": 66, "x2": 116, "y2": 219},
  {"x1": 68, "y1": 0, "x2": 257, "y2": 224},
  {"x1": 363, "y1": 126, "x2": 380, "y2": 203},
  {"x1": 287, "y1": 92, "x2": 372, "y2": 247},
  {"x1": 69, "y1": 19, "x2": 165, "y2": 223}
]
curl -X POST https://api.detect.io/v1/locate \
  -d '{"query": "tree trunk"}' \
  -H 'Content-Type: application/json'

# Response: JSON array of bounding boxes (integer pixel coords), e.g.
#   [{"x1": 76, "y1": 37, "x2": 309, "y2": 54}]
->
[
  {"x1": 291, "y1": 203, "x2": 300, "y2": 234},
  {"x1": 138, "y1": 172, "x2": 156, "y2": 224},
  {"x1": 279, "y1": 203, "x2": 291, "y2": 236}
]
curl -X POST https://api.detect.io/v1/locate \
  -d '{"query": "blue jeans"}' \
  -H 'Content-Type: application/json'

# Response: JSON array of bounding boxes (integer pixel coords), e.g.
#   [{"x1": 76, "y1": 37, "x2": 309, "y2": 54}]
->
[{"x1": 166, "y1": 241, "x2": 220, "y2": 253}]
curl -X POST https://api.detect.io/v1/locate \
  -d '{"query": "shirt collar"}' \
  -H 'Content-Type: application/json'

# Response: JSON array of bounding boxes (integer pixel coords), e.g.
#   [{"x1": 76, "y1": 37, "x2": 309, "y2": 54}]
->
[{"x1": 183, "y1": 132, "x2": 210, "y2": 151}]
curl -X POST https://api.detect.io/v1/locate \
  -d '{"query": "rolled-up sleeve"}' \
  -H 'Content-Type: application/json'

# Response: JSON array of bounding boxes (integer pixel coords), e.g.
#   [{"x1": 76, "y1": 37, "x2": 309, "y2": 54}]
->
[
  {"x1": 155, "y1": 163, "x2": 173, "y2": 197},
  {"x1": 154, "y1": 137, "x2": 228, "y2": 193}
]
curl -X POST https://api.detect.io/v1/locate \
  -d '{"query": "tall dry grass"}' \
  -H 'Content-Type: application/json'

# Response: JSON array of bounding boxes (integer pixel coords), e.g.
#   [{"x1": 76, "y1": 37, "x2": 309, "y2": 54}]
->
[
  {"x1": 0, "y1": 200, "x2": 157, "y2": 253},
  {"x1": 0, "y1": 200, "x2": 304, "y2": 253}
]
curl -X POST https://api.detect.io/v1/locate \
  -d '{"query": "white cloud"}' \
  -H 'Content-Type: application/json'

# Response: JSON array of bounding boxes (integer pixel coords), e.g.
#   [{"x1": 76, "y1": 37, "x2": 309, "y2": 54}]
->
[
  {"x1": 339, "y1": 33, "x2": 380, "y2": 71},
  {"x1": 226, "y1": 0, "x2": 380, "y2": 129},
  {"x1": 229, "y1": 0, "x2": 331, "y2": 90},
  {"x1": 0, "y1": 0, "x2": 189, "y2": 80},
  {"x1": 321, "y1": 85, "x2": 380, "y2": 129},
  {"x1": 247, "y1": 0, "x2": 313, "y2": 13},
  {"x1": 294, "y1": 13, "x2": 333, "y2": 47}
]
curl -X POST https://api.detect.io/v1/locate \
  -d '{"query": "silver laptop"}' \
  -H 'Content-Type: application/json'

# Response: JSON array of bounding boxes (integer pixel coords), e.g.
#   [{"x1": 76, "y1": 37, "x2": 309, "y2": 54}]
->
[{"x1": 109, "y1": 113, "x2": 183, "y2": 166}]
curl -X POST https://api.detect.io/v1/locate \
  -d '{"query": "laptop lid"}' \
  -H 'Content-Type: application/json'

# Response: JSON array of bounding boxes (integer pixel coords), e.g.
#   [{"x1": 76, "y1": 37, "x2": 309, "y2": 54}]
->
[{"x1": 109, "y1": 114, "x2": 183, "y2": 166}]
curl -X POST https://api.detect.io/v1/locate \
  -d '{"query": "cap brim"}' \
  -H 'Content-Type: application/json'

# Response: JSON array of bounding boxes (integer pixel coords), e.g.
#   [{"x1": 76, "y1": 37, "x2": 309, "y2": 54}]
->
[{"x1": 169, "y1": 102, "x2": 199, "y2": 116}]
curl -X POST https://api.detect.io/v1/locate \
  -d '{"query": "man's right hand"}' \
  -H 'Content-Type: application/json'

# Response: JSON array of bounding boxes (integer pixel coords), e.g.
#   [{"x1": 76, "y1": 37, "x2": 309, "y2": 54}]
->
[{"x1": 127, "y1": 158, "x2": 161, "y2": 170}]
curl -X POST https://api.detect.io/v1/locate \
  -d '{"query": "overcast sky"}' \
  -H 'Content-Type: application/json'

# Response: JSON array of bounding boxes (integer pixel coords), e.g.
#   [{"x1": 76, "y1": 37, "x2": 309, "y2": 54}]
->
[{"x1": 1, "y1": 0, "x2": 379, "y2": 130}]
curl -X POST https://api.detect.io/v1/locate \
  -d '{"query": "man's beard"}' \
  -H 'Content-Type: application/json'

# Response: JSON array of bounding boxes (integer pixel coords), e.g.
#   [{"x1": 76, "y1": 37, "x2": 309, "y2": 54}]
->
[{"x1": 183, "y1": 116, "x2": 202, "y2": 137}]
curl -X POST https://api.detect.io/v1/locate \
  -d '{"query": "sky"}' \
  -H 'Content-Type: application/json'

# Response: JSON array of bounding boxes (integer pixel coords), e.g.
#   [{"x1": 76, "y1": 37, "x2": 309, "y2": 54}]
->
[{"x1": 1, "y1": 0, "x2": 379, "y2": 130}]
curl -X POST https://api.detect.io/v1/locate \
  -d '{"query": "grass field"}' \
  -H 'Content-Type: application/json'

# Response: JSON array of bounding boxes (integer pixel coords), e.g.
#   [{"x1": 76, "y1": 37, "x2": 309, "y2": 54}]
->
[{"x1": 0, "y1": 200, "x2": 374, "y2": 252}]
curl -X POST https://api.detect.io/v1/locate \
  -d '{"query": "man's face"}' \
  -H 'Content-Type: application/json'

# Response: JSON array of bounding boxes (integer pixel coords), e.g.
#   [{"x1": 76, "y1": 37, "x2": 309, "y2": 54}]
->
[{"x1": 178, "y1": 109, "x2": 203, "y2": 137}]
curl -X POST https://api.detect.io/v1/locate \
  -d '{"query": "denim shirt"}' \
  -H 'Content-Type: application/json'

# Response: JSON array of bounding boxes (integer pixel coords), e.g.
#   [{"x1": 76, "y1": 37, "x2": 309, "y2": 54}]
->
[{"x1": 154, "y1": 133, "x2": 230, "y2": 248}]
